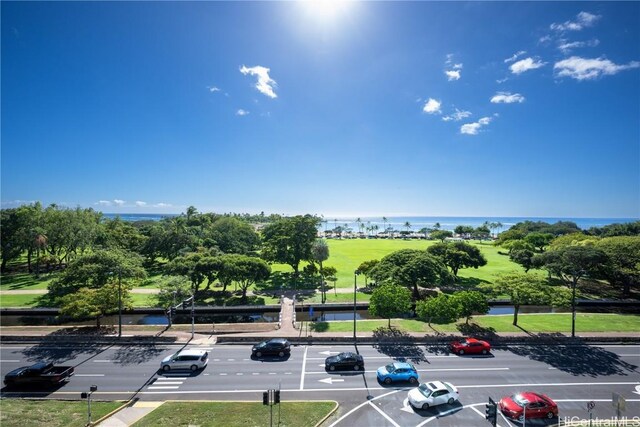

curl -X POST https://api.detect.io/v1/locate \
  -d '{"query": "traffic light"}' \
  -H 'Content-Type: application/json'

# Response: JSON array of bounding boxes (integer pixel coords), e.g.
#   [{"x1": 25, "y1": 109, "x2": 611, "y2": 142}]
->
[
  {"x1": 262, "y1": 391, "x2": 269, "y2": 406},
  {"x1": 182, "y1": 300, "x2": 188, "y2": 309},
  {"x1": 485, "y1": 397, "x2": 497, "y2": 427},
  {"x1": 170, "y1": 306, "x2": 176, "y2": 317},
  {"x1": 274, "y1": 390, "x2": 280, "y2": 404}
]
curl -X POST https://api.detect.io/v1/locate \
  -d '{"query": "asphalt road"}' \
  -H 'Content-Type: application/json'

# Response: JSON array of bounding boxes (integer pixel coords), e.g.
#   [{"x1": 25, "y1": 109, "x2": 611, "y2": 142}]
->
[{"x1": 1, "y1": 342, "x2": 639, "y2": 426}]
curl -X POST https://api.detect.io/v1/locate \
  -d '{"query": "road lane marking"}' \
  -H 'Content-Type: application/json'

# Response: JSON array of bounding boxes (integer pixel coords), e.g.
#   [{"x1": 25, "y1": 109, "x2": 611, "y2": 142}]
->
[
  {"x1": 306, "y1": 355, "x2": 456, "y2": 360},
  {"x1": 157, "y1": 376, "x2": 187, "y2": 379},
  {"x1": 269, "y1": 372, "x2": 276, "y2": 375},
  {"x1": 93, "y1": 360, "x2": 112, "y2": 363},
  {"x1": 75, "y1": 374, "x2": 105, "y2": 377},
  {"x1": 147, "y1": 386, "x2": 180, "y2": 390},
  {"x1": 219, "y1": 373, "x2": 227, "y2": 376},
  {"x1": 252, "y1": 373, "x2": 260, "y2": 375},
  {"x1": 305, "y1": 367, "x2": 509, "y2": 375},
  {"x1": 151, "y1": 381, "x2": 183, "y2": 385},
  {"x1": 367, "y1": 401, "x2": 400, "y2": 427},
  {"x1": 319, "y1": 378, "x2": 344, "y2": 384},
  {"x1": 236, "y1": 373, "x2": 243, "y2": 375},
  {"x1": 328, "y1": 390, "x2": 401, "y2": 427},
  {"x1": 300, "y1": 345, "x2": 308, "y2": 391},
  {"x1": 0, "y1": 360, "x2": 20, "y2": 362}
]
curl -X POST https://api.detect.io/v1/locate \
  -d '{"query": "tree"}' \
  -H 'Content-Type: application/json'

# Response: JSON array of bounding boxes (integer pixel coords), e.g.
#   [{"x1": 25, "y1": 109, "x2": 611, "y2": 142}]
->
[
  {"x1": 165, "y1": 252, "x2": 209, "y2": 297},
  {"x1": 206, "y1": 217, "x2": 260, "y2": 254},
  {"x1": 595, "y1": 236, "x2": 640, "y2": 298},
  {"x1": 480, "y1": 273, "x2": 551, "y2": 326},
  {"x1": 416, "y1": 294, "x2": 460, "y2": 326},
  {"x1": 371, "y1": 249, "x2": 451, "y2": 300},
  {"x1": 357, "y1": 260, "x2": 380, "y2": 285},
  {"x1": 427, "y1": 241, "x2": 487, "y2": 277},
  {"x1": 452, "y1": 291, "x2": 489, "y2": 324},
  {"x1": 382, "y1": 217, "x2": 389, "y2": 236},
  {"x1": 524, "y1": 232, "x2": 554, "y2": 252},
  {"x1": 261, "y1": 215, "x2": 321, "y2": 279},
  {"x1": 368, "y1": 283, "x2": 412, "y2": 328},
  {"x1": 59, "y1": 282, "x2": 132, "y2": 328},
  {"x1": 311, "y1": 240, "x2": 330, "y2": 303},
  {"x1": 231, "y1": 255, "x2": 271, "y2": 302},
  {"x1": 404, "y1": 221, "x2": 412, "y2": 233},
  {"x1": 48, "y1": 249, "x2": 146, "y2": 298},
  {"x1": 509, "y1": 248, "x2": 536, "y2": 273},
  {"x1": 430, "y1": 230, "x2": 453, "y2": 242},
  {"x1": 454, "y1": 225, "x2": 474, "y2": 238},
  {"x1": 155, "y1": 277, "x2": 191, "y2": 309}
]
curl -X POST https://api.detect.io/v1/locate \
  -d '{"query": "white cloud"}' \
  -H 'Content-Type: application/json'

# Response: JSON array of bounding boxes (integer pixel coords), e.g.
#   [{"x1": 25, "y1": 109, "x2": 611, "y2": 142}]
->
[
  {"x1": 490, "y1": 92, "x2": 525, "y2": 103},
  {"x1": 539, "y1": 35, "x2": 552, "y2": 44},
  {"x1": 236, "y1": 109, "x2": 250, "y2": 116},
  {"x1": 423, "y1": 98, "x2": 442, "y2": 114},
  {"x1": 207, "y1": 86, "x2": 220, "y2": 92},
  {"x1": 442, "y1": 109, "x2": 472, "y2": 122},
  {"x1": 97, "y1": 200, "x2": 112, "y2": 206},
  {"x1": 510, "y1": 57, "x2": 546, "y2": 74},
  {"x1": 496, "y1": 77, "x2": 509, "y2": 84},
  {"x1": 154, "y1": 203, "x2": 172, "y2": 208},
  {"x1": 504, "y1": 51, "x2": 527, "y2": 63},
  {"x1": 445, "y1": 70, "x2": 461, "y2": 81},
  {"x1": 551, "y1": 11, "x2": 601, "y2": 32},
  {"x1": 557, "y1": 39, "x2": 600, "y2": 53},
  {"x1": 554, "y1": 56, "x2": 640, "y2": 80},
  {"x1": 452, "y1": 63, "x2": 463, "y2": 70},
  {"x1": 460, "y1": 116, "x2": 493, "y2": 135},
  {"x1": 135, "y1": 201, "x2": 147, "y2": 207},
  {"x1": 239, "y1": 65, "x2": 277, "y2": 98},
  {"x1": 113, "y1": 199, "x2": 125, "y2": 206}
]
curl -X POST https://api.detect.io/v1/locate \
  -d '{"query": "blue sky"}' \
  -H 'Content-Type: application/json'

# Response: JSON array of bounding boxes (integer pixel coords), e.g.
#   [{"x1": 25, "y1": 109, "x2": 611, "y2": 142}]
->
[{"x1": 2, "y1": 1, "x2": 639, "y2": 218}]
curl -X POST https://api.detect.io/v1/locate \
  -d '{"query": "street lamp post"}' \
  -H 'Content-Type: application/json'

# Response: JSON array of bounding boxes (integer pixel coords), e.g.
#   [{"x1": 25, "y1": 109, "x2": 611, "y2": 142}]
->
[
  {"x1": 117, "y1": 269, "x2": 122, "y2": 338},
  {"x1": 353, "y1": 270, "x2": 360, "y2": 341}
]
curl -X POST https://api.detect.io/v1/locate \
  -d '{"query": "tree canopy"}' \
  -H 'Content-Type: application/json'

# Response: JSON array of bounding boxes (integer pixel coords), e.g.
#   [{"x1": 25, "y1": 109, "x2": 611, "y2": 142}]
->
[
  {"x1": 261, "y1": 215, "x2": 321, "y2": 276},
  {"x1": 368, "y1": 283, "x2": 412, "y2": 328}
]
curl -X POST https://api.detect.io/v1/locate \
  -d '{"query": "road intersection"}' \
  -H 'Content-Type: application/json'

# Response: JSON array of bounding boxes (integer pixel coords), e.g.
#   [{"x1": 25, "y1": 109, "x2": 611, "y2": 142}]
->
[{"x1": 1, "y1": 342, "x2": 638, "y2": 426}]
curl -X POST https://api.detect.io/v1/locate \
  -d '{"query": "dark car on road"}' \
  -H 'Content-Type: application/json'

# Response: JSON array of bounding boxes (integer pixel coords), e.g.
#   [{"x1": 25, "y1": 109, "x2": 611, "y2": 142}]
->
[
  {"x1": 325, "y1": 352, "x2": 364, "y2": 371},
  {"x1": 4, "y1": 362, "x2": 74, "y2": 388},
  {"x1": 252, "y1": 338, "x2": 291, "y2": 358}
]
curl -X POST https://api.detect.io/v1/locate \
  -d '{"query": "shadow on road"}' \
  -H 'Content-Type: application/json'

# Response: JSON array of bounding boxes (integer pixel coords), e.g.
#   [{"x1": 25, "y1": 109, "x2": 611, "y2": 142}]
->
[
  {"x1": 506, "y1": 334, "x2": 638, "y2": 376},
  {"x1": 371, "y1": 327, "x2": 427, "y2": 363},
  {"x1": 410, "y1": 401, "x2": 463, "y2": 418}
]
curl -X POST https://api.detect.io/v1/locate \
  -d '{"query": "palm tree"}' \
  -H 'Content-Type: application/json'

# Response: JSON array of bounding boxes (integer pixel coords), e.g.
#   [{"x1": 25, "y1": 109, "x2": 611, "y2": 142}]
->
[
  {"x1": 404, "y1": 221, "x2": 412, "y2": 232},
  {"x1": 382, "y1": 217, "x2": 388, "y2": 237},
  {"x1": 356, "y1": 218, "x2": 363, "y2": 236},
  {"x1": 433, "y1": 222, "x2": 441, "y2": 230}
]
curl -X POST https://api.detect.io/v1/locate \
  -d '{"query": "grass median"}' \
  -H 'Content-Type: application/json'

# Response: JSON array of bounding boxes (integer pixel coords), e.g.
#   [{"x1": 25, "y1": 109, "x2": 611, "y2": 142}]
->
[
  {"x1": 0, "y1": 399, "x2": 122, "y2": 427},
  {"x1": 132, "y1": 401, "x2": 337, "y2": 427},
  {"x1": 307, "y1": 313, "x2": 640, "y2": 334}
]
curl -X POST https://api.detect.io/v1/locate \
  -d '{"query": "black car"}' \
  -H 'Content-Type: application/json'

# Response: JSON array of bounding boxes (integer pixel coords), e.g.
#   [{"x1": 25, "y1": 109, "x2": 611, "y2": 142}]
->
[
  {"x1": 325, "y1": 352, "x2": 364, "y2": 371},
  {"x1": 252, "y1": 338, "x2": 291, "y2": 358}
]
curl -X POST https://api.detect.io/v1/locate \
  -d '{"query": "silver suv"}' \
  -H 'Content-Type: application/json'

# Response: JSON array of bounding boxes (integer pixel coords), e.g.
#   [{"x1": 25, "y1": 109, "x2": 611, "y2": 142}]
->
[{"x1": 160, "y1": 349, "x2": 209, "y2": 372}]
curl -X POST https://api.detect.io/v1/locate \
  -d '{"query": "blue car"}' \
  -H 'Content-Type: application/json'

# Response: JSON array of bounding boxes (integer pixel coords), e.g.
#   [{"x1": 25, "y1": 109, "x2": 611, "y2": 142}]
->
[{"x1": 376, "y1": 362, "x2": 419, "y2": 385}]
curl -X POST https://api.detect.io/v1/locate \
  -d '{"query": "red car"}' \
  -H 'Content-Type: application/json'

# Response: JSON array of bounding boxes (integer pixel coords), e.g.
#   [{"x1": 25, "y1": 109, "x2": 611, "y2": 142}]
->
[
  {"x1": 499, "y1": 392, "x2": 558, "y2": 421},
  {"x1": 449, "y1": 338, "x2": 491, "y2": 355}
]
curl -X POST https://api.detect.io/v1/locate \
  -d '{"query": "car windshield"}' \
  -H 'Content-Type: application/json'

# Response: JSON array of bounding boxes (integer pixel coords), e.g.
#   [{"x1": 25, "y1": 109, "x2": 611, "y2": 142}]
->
[
  {"x1": 418, "y1": 384, "x2": 433, "y2": 398},
  {"x1": 512, "y1": 394, "x2": 530, "y2": 407},
  {"x1": 385, "y1": 364, "x2": 395, "y2": 373},
  {"x1": 460, "y1": 339, "x2": 470, "y2": 346},
  {"x1": 256, "y1": 342, "x2": 267, "y2": 348},
  {"x1": 337, "y1": 353, "x2": 350, "y2": 360}
]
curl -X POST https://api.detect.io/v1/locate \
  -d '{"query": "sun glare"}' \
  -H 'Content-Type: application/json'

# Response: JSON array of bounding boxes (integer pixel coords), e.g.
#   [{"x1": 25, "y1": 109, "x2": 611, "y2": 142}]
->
[{"x1": 302, "y1": 0, "x2": 352, "y2": 21}]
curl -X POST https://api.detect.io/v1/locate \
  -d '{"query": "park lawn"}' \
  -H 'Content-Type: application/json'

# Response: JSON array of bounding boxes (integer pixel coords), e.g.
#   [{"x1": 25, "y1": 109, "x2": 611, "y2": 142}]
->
[
  {"x1": 309, "y1": 313, "x2": 640, "y2": 333},
  {"x1": 0, "y1": 293, "x2": 51, "y2": 308},
  {"x1": 0, "y1": 272, "x2": 56, "y2": 291},
  {"x1": 0, "y1": 399, "x2": 122, "y2": 427},
  {"x1": 302, "y1": 292, "x2": 372, "y2": 303},
  {"x1": 133, "y1": 401, "x2": 337, "y2": 427}
]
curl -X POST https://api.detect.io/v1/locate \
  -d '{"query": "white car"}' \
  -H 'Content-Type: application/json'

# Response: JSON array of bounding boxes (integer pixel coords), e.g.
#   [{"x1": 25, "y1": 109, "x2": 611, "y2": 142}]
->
[
  {"x1": 160, "y1": 349, "x2": 209, "y2": 372},
  {"x1": 408, "y1": 381, "x2": 459, "y2": 410}
]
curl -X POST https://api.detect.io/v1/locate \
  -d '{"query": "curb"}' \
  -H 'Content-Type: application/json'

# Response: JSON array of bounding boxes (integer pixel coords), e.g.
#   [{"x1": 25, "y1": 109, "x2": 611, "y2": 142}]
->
[{"x1": 315, "y1": 400, "x2": 340, "y2": 427}]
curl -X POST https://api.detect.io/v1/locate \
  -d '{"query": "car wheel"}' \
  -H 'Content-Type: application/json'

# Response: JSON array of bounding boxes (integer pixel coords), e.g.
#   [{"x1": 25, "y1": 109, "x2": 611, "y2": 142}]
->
[
  {"x1": 278, "y1": 351, "x2": 284, "y2": 357},
  {"x1": 353, "y1": 364, "x2": 360, "y2": 371},
  {"x1": 482, "y1": 349, "x2": 488, "y2": 355},
  {"x1": 329, "y1": 365, "x2": 336, "y2": 371},
  {"x1": 384, "y1": 377, "x2": 392, "y2": 385},
  {"x1": 447, "y1": 398, "x2": 455, "y2": 405},
  {"x1": 256, "y1": 351, "x2": 262, "y2": 358},
  {"x1": 409, "y1": 377, "x2": 418, "y2": 385},
  {"x1": 458, "y1": 349, "x2": 465, "y2": 355},
  {"x1": 190, "y1": 365, "x2": 198, "y2": 372},
  {"x1": 547, "y1": 412, "x2": 555, "y2": 419},
  {"x1": 162, "y1": 365, "x2": 171, "y2": 372},
  {"x1": 422, "y1": 403, "x2": 429, "y2": 410}
]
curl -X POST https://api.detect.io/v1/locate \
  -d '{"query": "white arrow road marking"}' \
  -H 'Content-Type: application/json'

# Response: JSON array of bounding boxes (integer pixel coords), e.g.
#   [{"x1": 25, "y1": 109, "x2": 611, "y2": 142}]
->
[
  {"x1": 147, "y1": 386, "x2": 180, "y2": 390},
  {"x1": 367, "y1": 401, "x2": 400, "y2": 427},
  {"x1": 400, "y1": 397, "x2": 413, "y2": 413},
  {"x1": 634, "y1": 385, "x2": 640, "y2": 395},
  {"x1": 75, "y1": 374, "x2": 105, "y2": 377},
  {"x1": 151, "y1": 381, "x2": 182, "y2": 385},
  {"x1": 319, "y1": 351, "x2": 340, "y2": 356},
  {"x1": 93, "y1": 360, "x2": 112, "y2": 363},
  {"x1": 319, "y1": 377, "x2": 344, "y2": 384}
]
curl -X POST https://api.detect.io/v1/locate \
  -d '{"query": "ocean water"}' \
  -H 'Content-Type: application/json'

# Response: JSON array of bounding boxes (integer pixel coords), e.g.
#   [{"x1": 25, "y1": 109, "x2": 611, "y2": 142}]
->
[{"x1": 103, "y1": 213, "x2": 637, "y2": 232}]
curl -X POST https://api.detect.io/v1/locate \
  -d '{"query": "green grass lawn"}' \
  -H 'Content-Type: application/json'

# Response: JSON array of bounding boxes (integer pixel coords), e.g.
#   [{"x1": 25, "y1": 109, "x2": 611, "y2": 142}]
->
[
  {"x1": 0, "y1": 272, "x2": 56, "y2": 291},
  {"x1": 133, "y1": 401, "x2": 337, "y2": 427},
  {"x1": 0, "y1": 399, "x2": 122, "y2": 427},
  {"x1": 0, "y1": 293, "x2": 52, "y2": 308},
  {"x1": 308, "y1": 313, "x2": 640, "y2": 334}
]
